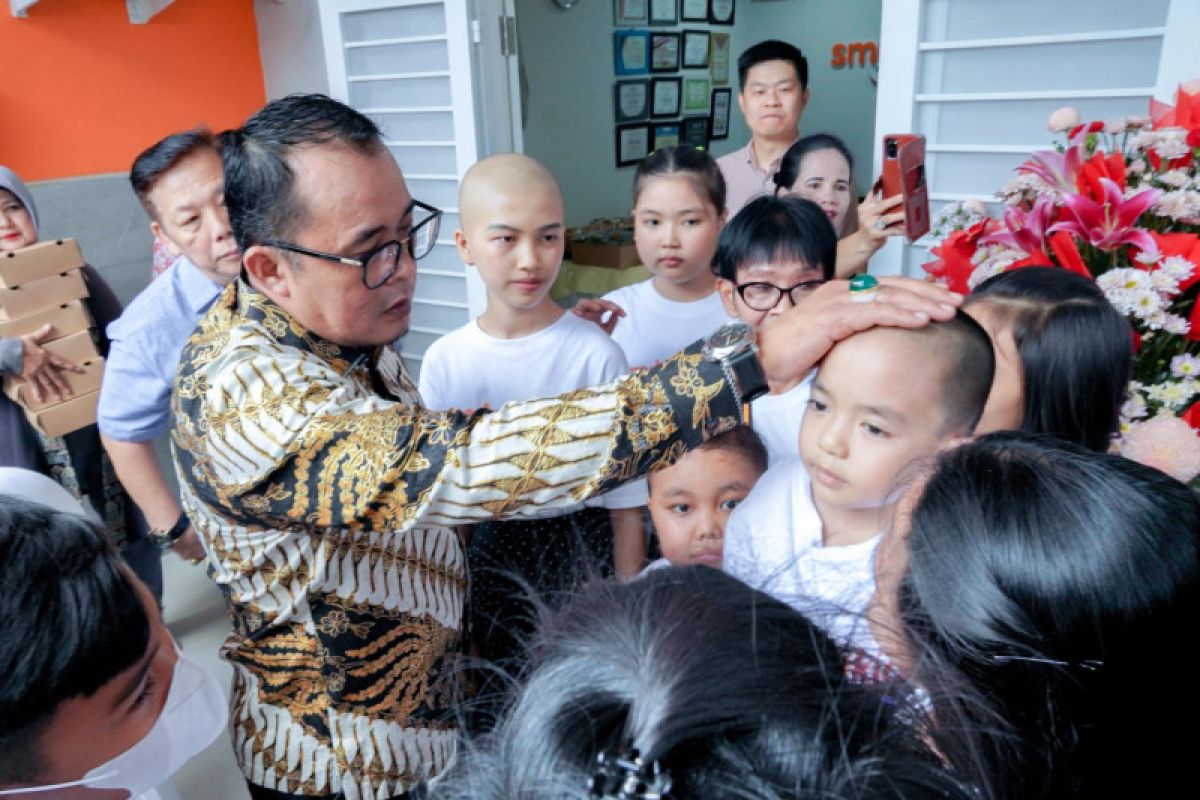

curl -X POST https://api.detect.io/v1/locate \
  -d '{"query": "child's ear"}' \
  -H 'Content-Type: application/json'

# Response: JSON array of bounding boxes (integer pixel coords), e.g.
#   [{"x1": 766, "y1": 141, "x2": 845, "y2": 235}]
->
[
  {"x1": 715, "y1": 278, "x2": 739, "y2": 317},
  {"x1": 454, "y1": 229, "x2": 473, "y2": 265}
]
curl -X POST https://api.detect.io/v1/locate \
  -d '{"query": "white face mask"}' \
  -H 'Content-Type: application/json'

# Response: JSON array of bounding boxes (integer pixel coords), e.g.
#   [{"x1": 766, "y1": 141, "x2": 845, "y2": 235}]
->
[{"x1": 0, "y1": 650, "x2": 228, "y2": 798}]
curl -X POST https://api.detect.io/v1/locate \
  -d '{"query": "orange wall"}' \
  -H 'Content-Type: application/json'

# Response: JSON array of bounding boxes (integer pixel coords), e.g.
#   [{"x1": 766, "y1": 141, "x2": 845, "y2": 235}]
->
[{"x1": 0, "y1": 0, "x2": 266, "y2": 181}]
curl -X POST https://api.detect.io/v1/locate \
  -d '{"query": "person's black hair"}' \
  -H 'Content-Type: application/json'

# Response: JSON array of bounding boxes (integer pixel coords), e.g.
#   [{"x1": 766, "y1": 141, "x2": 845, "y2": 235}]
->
[
  {"x1": 222, "y1": 93, "x2": 384, "y2": 251},
  {"x1": 968, "y1": 267, "x2": 1133, "y2": 452},
  {"x1": 0, "y1": 496, "x2": 151, "y2": 786},
  {"x1": 893, "y1": 432, "x2": 1200, "y2": 798},
  {"x1": 433, "y1": 566, "x2": 968, "y2": 799},
  {"x1": 737, "y1": 39, "x2": 809, "y2": 91},
  {"x1": 712, "y1": 195, "x2": 837, "y2": 281},
  {"x1": 129, "y1": 127, "x2": 219, "y2": 219},
  {"x1": 696, "y1": 424, "x2": 769, "y2": 476},
  {"x1": 774, "y1": 134, "x2": 860, "y2": 237},
  {"x1": 632, "y1": 145, "x2": 726, "y2": 214}
]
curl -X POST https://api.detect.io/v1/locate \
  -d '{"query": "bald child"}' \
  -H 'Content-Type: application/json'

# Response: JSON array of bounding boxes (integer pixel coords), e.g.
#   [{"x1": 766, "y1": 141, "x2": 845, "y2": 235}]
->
[{"x1": 417, "y1": 154, "x2": 646, "y2": 706}]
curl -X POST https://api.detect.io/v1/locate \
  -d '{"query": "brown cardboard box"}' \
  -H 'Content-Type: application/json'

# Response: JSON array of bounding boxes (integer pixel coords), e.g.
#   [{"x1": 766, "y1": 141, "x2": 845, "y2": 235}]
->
[
  {"x1": 0, "y1": 239, "x2": 85, "y2": 288},
  {"x1": 24, "y1": 389, "x2": 99, "y2": 438},
  {"x1": 0, "y1": 269, "x2": 89, "y2": 321},
  {"x1": 41, "y1": 329, "x2": 101, "y2": 364},
  {"x1": 0, "y1": 300, "x2": 91, "y2": 340},
  {"x1": 4, "y1": 356, "x2": 105, "y2": 413},
  {"x1": 568, "y1": 242, "x2": 641, "y2": 270}
]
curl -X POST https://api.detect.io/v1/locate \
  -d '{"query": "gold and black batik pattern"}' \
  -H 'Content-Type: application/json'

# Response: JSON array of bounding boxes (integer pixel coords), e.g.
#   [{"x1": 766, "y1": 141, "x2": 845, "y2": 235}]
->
[{"x1": 171, "y1": 281, "x2": 740, "y2": 799}]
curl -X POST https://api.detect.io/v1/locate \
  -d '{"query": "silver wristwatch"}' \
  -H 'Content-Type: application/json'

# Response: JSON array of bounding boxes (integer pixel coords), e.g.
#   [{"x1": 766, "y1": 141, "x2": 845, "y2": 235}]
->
[{"x1": 702, "y1": 321, "x2": 769, "y2": 405}]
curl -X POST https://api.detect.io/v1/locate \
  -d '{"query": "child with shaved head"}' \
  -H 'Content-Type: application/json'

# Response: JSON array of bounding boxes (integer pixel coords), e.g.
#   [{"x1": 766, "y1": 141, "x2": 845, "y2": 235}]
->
[
  {"x1": 418, "y1": 154, "x2": 646, "y2": 704},
  {"x1": 723, "y1": 312, "x2": 994, "y2": 650}
]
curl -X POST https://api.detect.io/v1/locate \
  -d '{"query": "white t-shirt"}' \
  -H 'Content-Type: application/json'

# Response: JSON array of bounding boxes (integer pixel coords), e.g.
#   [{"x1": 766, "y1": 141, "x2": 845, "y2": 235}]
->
[
  {"x1": 723, "y1": 457, "x2": 879, "y2": 650},
  {"x1": 750, "y1": 372, "x2": 813, "y2": 465},
  {"x1": 418, "y1": 311, "x2": 645, "y2": 510},
  {"x1": 603, "y1": 279, "x2": 734, "y2": 369}
]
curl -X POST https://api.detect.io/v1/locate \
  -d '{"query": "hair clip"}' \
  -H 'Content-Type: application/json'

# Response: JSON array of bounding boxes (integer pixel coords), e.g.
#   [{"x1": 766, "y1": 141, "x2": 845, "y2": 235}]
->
[
  {"x1": 993, "y1": 655, "x2": 1104, "y2": 671},
  {"x1": 588, "y1": 748, "x2": 673, "y2": 799}
]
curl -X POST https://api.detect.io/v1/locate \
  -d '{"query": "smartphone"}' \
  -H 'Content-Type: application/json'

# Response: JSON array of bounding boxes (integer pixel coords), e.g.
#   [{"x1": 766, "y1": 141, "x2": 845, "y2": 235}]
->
[{"x1": 880, "y1": 134, "x2": 930, "y2": 241}]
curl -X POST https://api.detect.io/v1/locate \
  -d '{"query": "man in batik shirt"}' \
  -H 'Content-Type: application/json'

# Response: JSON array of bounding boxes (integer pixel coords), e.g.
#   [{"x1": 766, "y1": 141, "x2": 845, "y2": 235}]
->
[{"x1": 171, "y1": 94, "x2": 956, "y2": 800}]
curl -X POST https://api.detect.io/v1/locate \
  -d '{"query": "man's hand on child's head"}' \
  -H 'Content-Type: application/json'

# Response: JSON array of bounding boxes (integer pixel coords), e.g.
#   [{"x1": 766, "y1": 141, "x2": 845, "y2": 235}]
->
[
  {"x1": 757, "y1": 277, "x2": 962, "y2": 388},
  {"x1": 572, "y1": 298, "x2": 627, "y2": 335}
]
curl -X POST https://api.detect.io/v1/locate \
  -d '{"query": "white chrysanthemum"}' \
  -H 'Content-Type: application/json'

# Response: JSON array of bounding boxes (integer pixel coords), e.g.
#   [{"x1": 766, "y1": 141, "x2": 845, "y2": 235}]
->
[
  {"x1": 1171, "y1": 354, "x2": 1200, "y2": 378},
  {"x1": 1161, "y1": 256, "x2": 1195, "y2": 283},
  {"x1": 1163, "y1": 313, "x2": 1191, "y2": 336},
  {"x1": 1158, "y1": 169, "x2": 1192, "y2": 189},
  {"x1": 1143, "y1": 309, "x2": 1169, "y2": 330},
  {"x1": 999, "y1": 173, "x2": 1050, "y2": 203},
  {"x1": 1102, "y1": 288, "x2": 1139, "y2": 315},
  {"x1": 1128, "y1": 158, "x2": 1148, "y2": 175},
  {"x1": 1097, "y1": 268, "x2": 1153, "y2": 293},
  {"x1": 1146, "y1": 380, "x2": 1197, "y2": 411},
  {"x1": 1122, "y1": 392, "x2": 1149, "y2": 421},
  {"x1": 968, "y1": 261, "x2": 1008, "y2": 290},
  {"x1": 1153, "y1": 190, "x2": 1200, "y2": 222},
  {"x1": 1153, "y1": 131, "x2": 1192, "y2": 160},
  {"x1": 1151, "y1": 269, "x2": 1181, "y2": 294},
  {"x1": 1136, "y1": 248, "x2": 1162, "y2": 266},
  {"x1": 1133, "y1": 291, "x2": 1165, "y2": 320}
]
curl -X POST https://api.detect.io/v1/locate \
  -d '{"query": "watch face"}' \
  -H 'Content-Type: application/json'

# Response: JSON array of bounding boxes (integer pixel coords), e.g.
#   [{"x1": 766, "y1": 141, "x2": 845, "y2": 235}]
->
[{"x1": 707, "y1": 321, "x2": 754, "y2": 356}]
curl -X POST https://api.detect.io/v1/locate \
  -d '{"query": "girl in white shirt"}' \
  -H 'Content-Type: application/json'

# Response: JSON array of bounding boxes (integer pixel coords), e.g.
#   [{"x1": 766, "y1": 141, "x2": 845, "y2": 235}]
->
[{"x1": 574, "y1": 146, "x2": 733, "y2": 369}]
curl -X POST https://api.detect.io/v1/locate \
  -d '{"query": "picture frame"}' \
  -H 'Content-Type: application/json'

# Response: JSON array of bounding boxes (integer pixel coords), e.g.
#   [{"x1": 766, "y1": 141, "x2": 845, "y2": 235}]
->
[
  {"x1": 710, "y1": 87, "x2": 731, "y2": 139},
  {"x1": 681, "y1": 116, "x2": 710, "y2": 149},
  {"x1": 652, "y1": 122, "x2": 681, "y2": 151},
  {"x1": 650, "y1": 31, "x2": 680, "y2": 73},
  {"x1": 614, "y1": 29, "x2": 651, "y2": 76},
  {"x1": 708, "y1": 0, "x2": 735, "y2": 26},
  {"x1": 648, "y1": 0, "x2": 677, "y2": 25},
  {"x1": 651, "y1": 77, "x2": 682, "y2": 118},
  {"x1": 614, "y1": 79, "x2": 651, "y2": 123},
  {"x1": 680, "y1": 0, "x2": 707, "y2": 23},
  {"x1": 682, "y1": 76, "x2": 711, "y2": 114},
  {"x1": 709, "y1": 32, "x2": 731, "y2": 85},
  {"x1": 681, "y1": 30, "x2": 711, "y2": 69},
  {"x1": 613, "y1": 0, "x2": 649, "y2": 26},
  {"x1": 616, "y1": 124, "x2": 652, "y2": 167}
]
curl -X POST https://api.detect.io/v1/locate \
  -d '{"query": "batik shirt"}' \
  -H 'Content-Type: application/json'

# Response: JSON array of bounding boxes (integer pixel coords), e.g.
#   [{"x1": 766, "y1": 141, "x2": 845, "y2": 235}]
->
[{"x1": 171, "y1": 280, "x2": 740, "y2": 799}]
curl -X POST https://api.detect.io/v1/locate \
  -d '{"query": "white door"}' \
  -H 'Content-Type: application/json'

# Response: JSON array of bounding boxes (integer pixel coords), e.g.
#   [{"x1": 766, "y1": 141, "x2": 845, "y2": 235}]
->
[
  {"x1": 320, "y1": 0, "x2": 487, "y2": 378},
  {"x1": 872, "y1": 0, "x2": 1200, "y2": 276}
]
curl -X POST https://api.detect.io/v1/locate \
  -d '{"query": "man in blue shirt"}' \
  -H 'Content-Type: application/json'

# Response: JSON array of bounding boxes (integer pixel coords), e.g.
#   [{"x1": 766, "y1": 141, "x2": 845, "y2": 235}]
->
[{"x1": 98, "y1": 130, "x2": 242, "y2": 575}]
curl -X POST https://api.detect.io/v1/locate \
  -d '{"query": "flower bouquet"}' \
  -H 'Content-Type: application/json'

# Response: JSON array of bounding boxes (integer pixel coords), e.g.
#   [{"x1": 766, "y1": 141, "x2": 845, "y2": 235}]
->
[{"x1": 923, "y1": 82, "x2": 1200, "y2": 481}]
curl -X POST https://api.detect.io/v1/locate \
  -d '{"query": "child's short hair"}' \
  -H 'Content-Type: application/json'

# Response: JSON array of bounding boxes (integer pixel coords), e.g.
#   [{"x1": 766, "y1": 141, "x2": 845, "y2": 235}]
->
[
  {"x1": 632, "y1": 145, "x2": 726, "y2": 215},
  {"x1": 968, "y1": 266, "x2": 1132, "y2": 452},
  {"x1": 432, "y1": 567, "x2": 967, "y2": 799},
  {"x1": 905, "y1": 310, "x2": 995, "y2": 435},
  {"x1": 694, "y1": 425, "x2": 768, "y2": 479},
  {"x1": 712, "y1": 194, "x2": 837, "y2": 281}
]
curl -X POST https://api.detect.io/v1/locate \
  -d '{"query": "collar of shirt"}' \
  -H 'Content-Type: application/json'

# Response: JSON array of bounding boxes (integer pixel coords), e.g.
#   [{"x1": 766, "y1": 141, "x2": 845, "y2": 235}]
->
[
  {"x1": 233, "y1": 278, "x2": 379, "y2": 376},
  {"x1": 175, "y1": 255, "x2": 228, "y2": 315},
  {"x1": 746, "y1": 136, "x2": 800, "y2": 179}
]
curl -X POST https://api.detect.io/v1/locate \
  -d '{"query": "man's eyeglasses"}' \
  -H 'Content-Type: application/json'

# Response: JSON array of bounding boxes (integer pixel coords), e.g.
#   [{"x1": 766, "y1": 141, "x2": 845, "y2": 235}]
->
[
  {"x1": 736, "y1": 279, "x2": 824, "y2": 311},
  {"x1": 264, "y1": 200, "x2": 443, "y2": 289}
]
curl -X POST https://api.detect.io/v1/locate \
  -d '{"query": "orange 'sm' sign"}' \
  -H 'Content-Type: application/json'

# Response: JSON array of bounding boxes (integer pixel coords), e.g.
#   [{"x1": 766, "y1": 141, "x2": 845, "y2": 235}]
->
[{"x1": 831, "y1": 42, "x2": 878, "y2": 68}]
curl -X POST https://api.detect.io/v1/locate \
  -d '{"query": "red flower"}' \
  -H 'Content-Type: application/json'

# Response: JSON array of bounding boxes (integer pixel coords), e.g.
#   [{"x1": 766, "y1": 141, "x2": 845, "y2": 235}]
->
[
  {"x1": 1076, "y1": 151, "x2": 1126, "y2": 203},
  {"x1": 1183, "y1": 400, "x2": 1200, "y2": 430},
  {"x1": 923, "y1": 221, "x2": 990, "y2": 294},
  {"x1": 1151, "y1": 84, "x2": 1200, "y2": 130},
  {"x1": 1047, "y1": 231, "x2": 1091, "y2": 278},
  {"x1": 1188, "y1": 302, "x2": 1200, "y2": 342},
  {"x1": 1188, "y1": 128, "x2": 1200, "y2": 149},
  {"x1": 1149, "y1": 231, "x2": 1200, "y2": 292},
  {"x1": 1049, "y1": 177, "x2": 1161, "y2": 253},
  {"x1": 1068, "y1": 120, "x2": 1106, "y2": 139},
  {"x1": 1131, "y1": 328, "x2": 1142, "y2": 354}
]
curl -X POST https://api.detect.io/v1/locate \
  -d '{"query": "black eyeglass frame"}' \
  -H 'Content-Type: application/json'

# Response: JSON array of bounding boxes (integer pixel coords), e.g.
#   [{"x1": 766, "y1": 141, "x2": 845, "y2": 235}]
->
[
  {"x1": 263, "y1": 200, "x2": 443, "y2": 289},
  {"x1": 735, "y1": 279, "x2": 826, "y2": 311}
]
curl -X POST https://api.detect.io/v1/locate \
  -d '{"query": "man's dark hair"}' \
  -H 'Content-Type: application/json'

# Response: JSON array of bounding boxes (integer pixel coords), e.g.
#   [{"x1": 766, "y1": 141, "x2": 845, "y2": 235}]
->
[
  {"x1": 0, "y1": 496, "x2": 150, "y2": 785},
  {"x1": 222, "y1": 93, "x2": 384, "y2": 250},
  {"x1": 737, "y1": 39, "x2": 809, "y2": 91},
  {"x1": 129, "y1": 127, "x2": 219, "y2": 219},
  {"x1": 712, "y1": 194, "x2": 837, "y2": 281}
]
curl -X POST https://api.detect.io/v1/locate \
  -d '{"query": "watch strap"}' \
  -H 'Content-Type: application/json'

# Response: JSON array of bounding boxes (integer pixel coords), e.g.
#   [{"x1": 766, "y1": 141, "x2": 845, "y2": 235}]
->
[{"x1": 150, "y1": 511, "x2": 190, "y2": 550}]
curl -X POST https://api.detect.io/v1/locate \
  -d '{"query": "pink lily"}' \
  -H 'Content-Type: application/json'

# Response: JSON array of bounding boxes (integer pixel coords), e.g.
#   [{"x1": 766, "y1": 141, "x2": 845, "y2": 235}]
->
[
  {"x1": 1017, "y1": 142, "x2": 1085, "y2": 196},
  {"x1": 980, "y1": 195, "x2": 1058, "y2": 256},
  {"x1": 1048, "y1": 177, "x2": 1161, "y2": 253}
]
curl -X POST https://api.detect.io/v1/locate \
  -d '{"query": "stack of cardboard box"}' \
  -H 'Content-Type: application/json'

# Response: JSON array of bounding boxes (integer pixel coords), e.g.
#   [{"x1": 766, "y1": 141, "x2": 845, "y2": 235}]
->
[{"x1": 0, "y1": 239, "x2": 104, "y2": 437}]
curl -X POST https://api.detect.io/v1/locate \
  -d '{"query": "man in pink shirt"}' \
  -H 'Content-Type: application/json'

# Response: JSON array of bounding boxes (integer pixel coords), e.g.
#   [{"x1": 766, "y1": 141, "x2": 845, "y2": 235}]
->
[{"x1": 717, "y1": 40, "x2": 810, "y2": 217}]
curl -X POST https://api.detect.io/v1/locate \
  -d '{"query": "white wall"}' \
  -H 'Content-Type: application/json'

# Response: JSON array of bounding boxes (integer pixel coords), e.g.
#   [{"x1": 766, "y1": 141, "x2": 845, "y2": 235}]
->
[{"x1": 254, "y1": 0, "x2": 330, "y2": 99}]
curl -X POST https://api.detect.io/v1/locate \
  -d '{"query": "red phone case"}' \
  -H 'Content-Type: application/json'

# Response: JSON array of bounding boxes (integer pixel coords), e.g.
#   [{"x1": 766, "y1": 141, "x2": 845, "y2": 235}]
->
[{"x1": 880, "y1": 134, "x2": 930, "y2": 242}]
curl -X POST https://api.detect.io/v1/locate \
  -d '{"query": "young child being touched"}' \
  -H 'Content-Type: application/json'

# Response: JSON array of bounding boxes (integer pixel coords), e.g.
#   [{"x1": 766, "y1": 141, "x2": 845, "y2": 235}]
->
[
  {"x1": 643, "y1": 426, "x2": 768, "y2": 573},
  {"x1": 723, "y1": 313, "x2": 994, "y2": 649}
]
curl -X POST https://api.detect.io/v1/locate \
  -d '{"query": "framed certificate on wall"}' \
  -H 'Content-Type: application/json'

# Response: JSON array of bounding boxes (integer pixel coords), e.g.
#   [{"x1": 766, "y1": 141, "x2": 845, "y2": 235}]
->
[
  {"x1": 682, "y1": 76, "x2": 711, "y2": 114},
  {"x1": 708, "y1": 0, "x2": 735, "y2": 25},
  {"x1": 649, "y1": 0, "x2": 677, "y2": 25},
  {"x1": 680, "y1": 0, "x2": 707, "y2": 23},
  {"x1": 651, "y1": 77, "x2": 682, "y2": 118},
  {"x1": 613, "y1": 0, "x2": 648, "y2": 26},
  {"x1": 710, "y1": 87, "x2": 731, "y2": 139},
  {"x1": 616, "y1": 124, "x2": 651, "y2": 167},
  {"x1": 710, "y1": 32, "x2": 731, "y2": 85},
  {"x1": 681, "y1": 116, "x2": 710, "y2": 149},
  {"x1": 650, "y1": 32, "x2": 681, "y2": 72},
  {"x1": 652, "y1": 122, "x2": 681, "y2": 151},
  {"x1": 614, "y1": 79, "x2": 651, "y2": 123},
  {"x1": 614, "y1": 29, "x2": 651, "y2": 75},
  {"x1": 682, "y1": 30, "x2": 711, "y2": 69}
]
